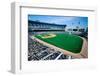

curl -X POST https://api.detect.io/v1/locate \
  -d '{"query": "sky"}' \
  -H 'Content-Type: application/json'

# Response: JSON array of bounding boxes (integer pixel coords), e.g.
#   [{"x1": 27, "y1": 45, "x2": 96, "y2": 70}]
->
[{"x1": 28, "y1": 15, "x2": 88, "y2": 28}]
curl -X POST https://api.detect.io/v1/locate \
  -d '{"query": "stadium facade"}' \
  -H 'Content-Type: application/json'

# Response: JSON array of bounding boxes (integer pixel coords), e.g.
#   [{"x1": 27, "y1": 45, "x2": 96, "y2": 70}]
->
[
  {"x1": 28, "y1": 20, "x2": 67, "y2": 33},
  {"x1": 28, "y1": 20, "x2": 87, "y2": 37}
]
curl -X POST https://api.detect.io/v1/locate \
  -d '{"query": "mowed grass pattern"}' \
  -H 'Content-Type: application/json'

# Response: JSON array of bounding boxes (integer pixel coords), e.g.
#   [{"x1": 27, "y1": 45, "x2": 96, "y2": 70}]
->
[{"x1": 34, "y1": 33, "x2": 83, "y2": 53}]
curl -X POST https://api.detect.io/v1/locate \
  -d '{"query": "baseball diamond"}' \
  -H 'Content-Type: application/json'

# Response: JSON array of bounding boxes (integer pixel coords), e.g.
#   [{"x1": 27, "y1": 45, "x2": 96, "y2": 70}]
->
[{"x1": 39, "y1": 33, "x2": 56, "y2": 39}]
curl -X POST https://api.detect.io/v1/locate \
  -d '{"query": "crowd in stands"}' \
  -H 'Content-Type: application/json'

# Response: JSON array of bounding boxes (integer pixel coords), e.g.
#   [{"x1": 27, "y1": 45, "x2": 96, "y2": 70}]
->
[{"x1": 28, "y1": 36, "x2": 74, "y2": 61}]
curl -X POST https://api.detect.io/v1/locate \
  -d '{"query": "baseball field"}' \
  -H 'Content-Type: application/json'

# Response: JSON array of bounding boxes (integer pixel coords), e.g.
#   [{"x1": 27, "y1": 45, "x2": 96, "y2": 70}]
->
[{"x1": 34, "y1": 33, "x2": 83, "y2": 54}]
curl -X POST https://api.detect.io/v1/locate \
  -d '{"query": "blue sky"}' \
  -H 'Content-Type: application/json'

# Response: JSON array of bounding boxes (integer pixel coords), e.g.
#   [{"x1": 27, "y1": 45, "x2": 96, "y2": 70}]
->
[{"x1": 28, "y1": 15, "x2": 88, "y2": 28}]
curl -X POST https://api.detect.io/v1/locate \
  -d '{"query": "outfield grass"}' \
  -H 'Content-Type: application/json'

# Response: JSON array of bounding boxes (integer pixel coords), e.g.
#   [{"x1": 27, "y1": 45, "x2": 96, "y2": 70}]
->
[{"x1": 34, "y1": 33, "x2": 83, "y2": 54}]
